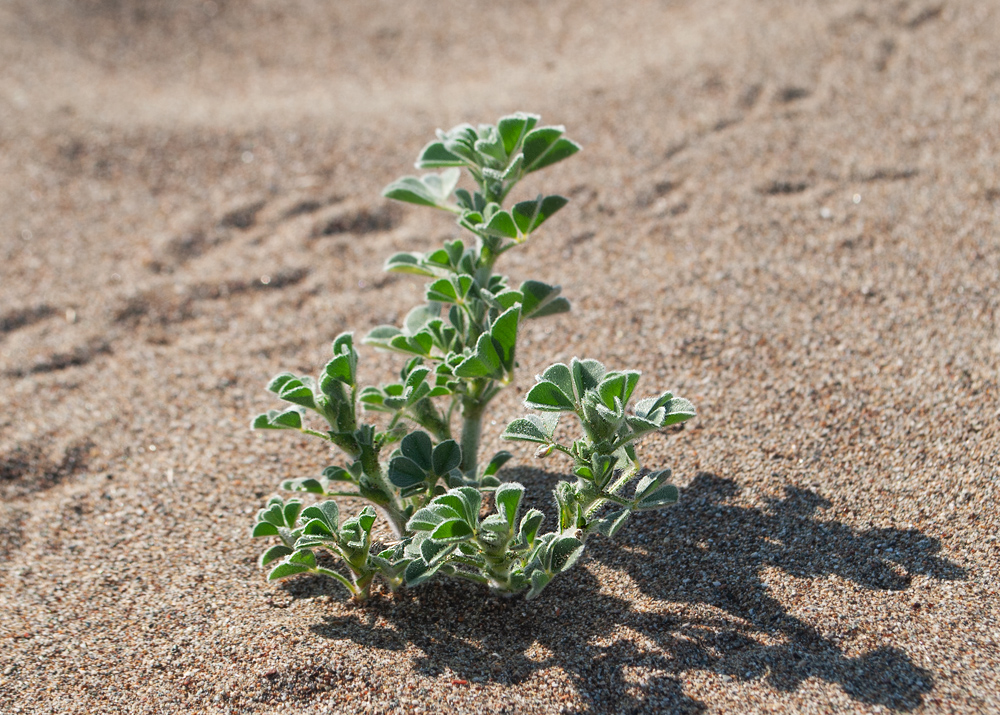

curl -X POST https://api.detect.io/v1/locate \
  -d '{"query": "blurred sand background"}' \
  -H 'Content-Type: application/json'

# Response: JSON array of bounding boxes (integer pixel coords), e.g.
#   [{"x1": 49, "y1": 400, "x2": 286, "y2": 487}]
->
[{"x1": 1, "y1": 1, "x2": 998, "y2": 712}]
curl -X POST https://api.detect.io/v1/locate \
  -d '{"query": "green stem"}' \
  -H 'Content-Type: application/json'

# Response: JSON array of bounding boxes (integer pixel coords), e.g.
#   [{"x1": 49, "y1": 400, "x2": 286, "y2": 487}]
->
[
  {"x1": 358, "y1": 442, "x2": 408, "y2": 537},
  {"x1": 352, "y1": 572, "x2": 375, "y2": 602},
  {"x1": 459, "y1": 398, "x2": 485, "y2": 476},
  {"x1": 605, "y1": 465, "x2": 638, "y2": 498}
]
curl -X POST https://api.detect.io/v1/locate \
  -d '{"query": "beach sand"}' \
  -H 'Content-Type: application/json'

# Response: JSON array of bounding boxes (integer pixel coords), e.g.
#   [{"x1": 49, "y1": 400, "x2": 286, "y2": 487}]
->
[{"x1": 0, "y1": 1, "x2": 998, "y2": 712}]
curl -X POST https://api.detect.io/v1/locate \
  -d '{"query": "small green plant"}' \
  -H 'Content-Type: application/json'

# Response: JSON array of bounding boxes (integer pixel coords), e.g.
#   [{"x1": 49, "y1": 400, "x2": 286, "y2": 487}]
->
[{"x1": 251, "y1": 113, "x2": 695, "y2": 601}]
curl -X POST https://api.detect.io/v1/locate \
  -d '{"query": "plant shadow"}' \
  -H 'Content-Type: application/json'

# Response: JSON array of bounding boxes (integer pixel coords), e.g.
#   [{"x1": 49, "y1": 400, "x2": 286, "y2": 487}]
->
[{"x1": 304, "y1": 472, "x2": 964, "y2": 713}]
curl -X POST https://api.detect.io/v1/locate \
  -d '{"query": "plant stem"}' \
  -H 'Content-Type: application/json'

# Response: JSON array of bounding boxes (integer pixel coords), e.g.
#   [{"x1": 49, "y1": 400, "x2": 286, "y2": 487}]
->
[
  {"x1": 459, "y1": 398, "x2": 485, "y2": 476},
  {"x1": 352, "y1": 572, "x2": 375, "y2": 602},
  {"x1": 358, "y1": 441, "x2": 408, "y2": 537}
]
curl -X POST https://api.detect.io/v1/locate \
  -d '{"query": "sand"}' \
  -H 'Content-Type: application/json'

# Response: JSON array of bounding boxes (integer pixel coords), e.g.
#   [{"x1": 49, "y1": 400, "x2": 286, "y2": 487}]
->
[{"x1": 1, "y1": 0, "x2": 998, "y2": 712}]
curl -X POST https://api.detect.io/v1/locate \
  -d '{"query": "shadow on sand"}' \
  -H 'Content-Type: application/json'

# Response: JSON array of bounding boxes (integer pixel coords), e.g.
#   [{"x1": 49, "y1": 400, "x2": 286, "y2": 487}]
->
[{"x1": 288, "y1": 472, "x2": 964, "y2": 713}]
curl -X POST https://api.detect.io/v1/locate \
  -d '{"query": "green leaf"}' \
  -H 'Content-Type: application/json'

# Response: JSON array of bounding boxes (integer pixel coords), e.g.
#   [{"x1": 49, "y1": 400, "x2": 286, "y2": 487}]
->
[
  {"x1": 266, "y1": 372, "x2": 297, "y2": 394},
  {"x1": 408, "y1": 503, "x2": 461, "y2": 531},
  {"x1": 356, "y1": 506, "x2": 377, "y2": 534},
  {"x1": 260, "y1": 544, "x2": 293, "y2": 567},
  {"x1": 388, "y1": 456, "x2": 428, "y2": 489},
  {"x1": 497, "y1": 112, "x2": 540, "y2": 154},
  {"x1": 511, "y1": 195, "x2": 568, "y2": 235},
  {"x1": 324, "y1": 354, "x2": 354, "y2": 388},
  {"x1": 267, "y1": 550, "x2": 316, "y2": 580},
  {"x1": 383, "y1": 177, "x2": 440, "y2": 207},
  {"x1": 482, "y1": 450, "x2": 513, "y2": 477},
  {"x1": 502, "y1": 154, "x2": 524, "y2": 181},
  {"x1": 519, "y1": 281, "x2": 566, "y2": 319},
  {"x1": 420, "y1": 537, "x2": 456, "y2": 566},
  {"x1": 440, "y1": 124, "x2": 478, "y2": 161},
  {"x1": 277, "y1": 381, "x2": 315, "y2": 409},
  {"x1": 536, "y1": 364, "x2": 570, "y2": 399},
  {"x1": 332, "y1": 332, "x2": 354, "y2": 355},
  {"x1": 571, "y1": 358, "x2": 607, "y2": 401},
  {"x1": 454, "y1": 332, "x2": 502, "y2": 379},
  {"x1": 257, "y1": 499, "x2": 294, "y2": 528},
  {"x1": 524, "y1": 381, "x2": 575, "y2": 411},
  {"x1": 275, "y1": 407, "x2": 306, "y2": 429},
  {"x1": 280, "y1": 477, "x2": 325, "y2": 494},
  {"x1": 383, "y1": 169, "x2": 460, "y2": 208},
  {"x1": 364, "y1": 325, "x2": 403, "y2": 349},
  {"x1": 489, "y1": 289, "x2": 524, "y2": 311},
  {"x1": 494, "y1": 482, "x2": 524, "y2": 530},
  {"x1": 432, "y1": 440, "x2": 462, "y2": 476},
  {"x1": 661, "y1": 397, "x2": 697, "y2": 425},
  {"x1": 589, "y1": 509, "x2": 630, "y2": 538},
  {"x1": 435, "y1": 487, "x2": 482, "y2": 526},
  {"x1": 253, "y1": 407, "x2": 307, "y2": 431},
  {"x1": 502, "y1": 415, "x2": 558, "y2": 444},
  {"x1": 455, "y1": 189, "x2": 486, "y2": 213},
  {"x1": 546, "y1": 535, "x2": 585, "y2": 573},
  {"x1": 518, "y1": 509, "x2": 544, "y2": 546},
  {"x1": 322, "y1": 465, "x2": 354, "y2": 482},
  {"x1": 482, "y1": 210, "x2": 518, "y2": 239},
  {"x1": 526, "y1": 137, "x2": 581, "y2": 173},
  {"x1": 283, "y1": 500, "x2": 304, "y2": 526},
  {"x1": 489, "y1": 306, "x2": 520, "y2": 371},
  {"x1": 385, "y1": 252, "x2": 435, "y2": 276},
  {"x1": 531, "y1": 296, "x2": 570, "y2": 319},
  {"x1": 474, "y1": 126, "x2": 507, "y2": 164},
  {"x1": 389, "y1": 332, "x2": 434, "y2": 357},
  {"x1": 400, "y1": 430, "x2": 434, "y2": 470},
  {"x1": 404, "y1": 557, "x2": 446, "y2": 587},
  {"x1": 426, "y1": 275, "x2": 473, "y2": 304},
  {"x1": 252, "y1": 522, "x2": 280, "y2": 538},
  {"x1": 597, "y1": 373, "x2": 629, "y2": 410},
  {"x1": 405, "y1": 303, "x2": 443, "y2": 335},
  {"x1": 635, "y1": 484, "x2": 680, "y2": 510},
  {"x1": 431, "y1": 519, "x2": 475, "y2": 543},
  {"x1": 301, "y1": 501, "x2": 340, "y2": 533},
  {"x1": 478, "y1": 514, "x2": 511, "y2": 550},
  {"x1": 416, "y1": 141, "x2": 466, "y2": 168},
  {"x1": 522, "y1": 126, "x2": 565, "y2": 169},
  {"x1": 425, "y1": 248, "x2": 452, "y2": 269}
]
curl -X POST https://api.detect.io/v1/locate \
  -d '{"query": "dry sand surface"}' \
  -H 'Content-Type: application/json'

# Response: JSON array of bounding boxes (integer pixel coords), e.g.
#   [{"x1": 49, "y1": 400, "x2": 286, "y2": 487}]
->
[{"x1": 1, "y1": 0, "x2": 998, "y2": 712}]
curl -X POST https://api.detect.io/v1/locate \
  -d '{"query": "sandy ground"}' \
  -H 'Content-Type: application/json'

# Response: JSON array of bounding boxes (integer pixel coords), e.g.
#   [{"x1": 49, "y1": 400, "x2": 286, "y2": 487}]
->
[{"x1": 1, "y1": 1, "x2": 998, "y2": 713}]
